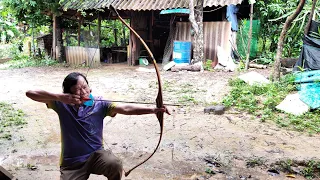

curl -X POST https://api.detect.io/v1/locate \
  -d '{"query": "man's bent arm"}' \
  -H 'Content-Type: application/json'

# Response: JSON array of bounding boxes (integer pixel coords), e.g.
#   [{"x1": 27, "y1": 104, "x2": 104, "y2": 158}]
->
[{"x1": 26, "y1": 90, "x2": 81, "y2": 105}]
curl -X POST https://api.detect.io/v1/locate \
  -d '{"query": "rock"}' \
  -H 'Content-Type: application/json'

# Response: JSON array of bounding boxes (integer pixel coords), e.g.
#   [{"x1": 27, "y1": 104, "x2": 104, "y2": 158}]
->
[
  {"x1": 276, "y1": 93, "x2": 309, "y2": 116},
  {"x1": 280, "y1": 58, "x2": 298, "y2": 68},
  {"x1": 238, "y1": 71, "x2": 270, "y2": 85},
  {"x1": 11, "y1": 149, "x2": 17, "y2": 153},
  {"x1": 204, "y1": 106, "x2": 215, "y2": 114},
  {"x1": 178, "y1": 108, "x2": 186, "y2": 114},
  {"x1": 204, "y1": 105, "x2": 225, "y2": 115},
  {"x1": 214, "y1": 105, "x2": 225, "y2": 115}
]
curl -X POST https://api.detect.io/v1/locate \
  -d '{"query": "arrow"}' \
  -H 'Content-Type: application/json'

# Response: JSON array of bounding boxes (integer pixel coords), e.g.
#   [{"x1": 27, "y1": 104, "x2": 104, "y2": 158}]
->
[{"x1": 81, "y1": 97, "x2": 183, "y2": 107}]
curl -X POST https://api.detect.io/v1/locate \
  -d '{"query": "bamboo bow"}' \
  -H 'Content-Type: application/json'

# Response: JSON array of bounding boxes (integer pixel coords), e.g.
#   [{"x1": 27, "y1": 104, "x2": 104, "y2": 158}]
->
[{"x1": 109, "y1": 5, "x2": 164, "y2": 177}]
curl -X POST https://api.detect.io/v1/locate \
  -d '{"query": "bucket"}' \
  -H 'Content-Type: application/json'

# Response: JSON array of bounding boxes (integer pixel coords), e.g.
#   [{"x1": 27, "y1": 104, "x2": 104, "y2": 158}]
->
[
  {"x1": 139, "y1": 57, "x2": 149, "y2": 66},
  {"x1": 173, "y1": 41, "x2": 191, "y2": 65}
]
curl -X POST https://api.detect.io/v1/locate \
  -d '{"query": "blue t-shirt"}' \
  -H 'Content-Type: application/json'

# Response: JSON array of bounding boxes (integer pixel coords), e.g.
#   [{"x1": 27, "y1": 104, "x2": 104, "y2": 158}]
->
[{"x1": 47, "y1": 97, "x2": 115, "y2": 166}]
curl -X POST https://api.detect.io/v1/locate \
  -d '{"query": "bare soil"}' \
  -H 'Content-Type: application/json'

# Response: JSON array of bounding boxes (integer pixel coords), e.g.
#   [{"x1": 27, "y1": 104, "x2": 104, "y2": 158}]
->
[{"x1": 0, "y1": 63, "x2": 319, "y2": 180}]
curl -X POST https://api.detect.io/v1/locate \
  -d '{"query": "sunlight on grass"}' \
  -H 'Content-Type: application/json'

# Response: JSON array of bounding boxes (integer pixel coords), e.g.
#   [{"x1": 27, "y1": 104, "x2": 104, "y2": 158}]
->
[{"x1": 222, "y1": 74, "x2": 320, "y2": 134}]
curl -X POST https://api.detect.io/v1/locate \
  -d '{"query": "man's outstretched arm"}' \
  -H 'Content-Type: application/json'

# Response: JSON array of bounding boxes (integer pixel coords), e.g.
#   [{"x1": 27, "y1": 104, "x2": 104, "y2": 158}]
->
[{"x1": 110, "y1": 104, "x2": 170, "y2": 117}]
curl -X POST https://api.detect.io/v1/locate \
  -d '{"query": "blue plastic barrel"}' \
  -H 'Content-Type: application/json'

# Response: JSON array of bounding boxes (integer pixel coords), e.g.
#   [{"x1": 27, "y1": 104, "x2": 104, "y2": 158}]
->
[{"x1": 173, "y1": 41, "x2": 191, "y2": 64}]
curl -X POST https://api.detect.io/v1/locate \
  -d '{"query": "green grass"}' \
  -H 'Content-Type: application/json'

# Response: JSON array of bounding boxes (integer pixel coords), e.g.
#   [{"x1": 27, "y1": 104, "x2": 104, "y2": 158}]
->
[
  {"x1": 222, "y1": 74, "x2": 320, "y2": 134},
  {"x1": 0, "y1": 102, "x2": 27, "y2": 140},
  {"x1": 273, "y1": 159, "x2": 320, "y2": 179},
  {"x1": 246, "y1": 157, "x2": 265, "y2": 168},
  {"x1": 3, "y1": 56, "x2": 59, "y2": 69}
]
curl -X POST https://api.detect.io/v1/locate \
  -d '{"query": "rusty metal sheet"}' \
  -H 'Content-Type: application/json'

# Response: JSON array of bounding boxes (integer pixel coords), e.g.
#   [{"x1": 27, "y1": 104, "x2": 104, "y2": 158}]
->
[
  {"x1": 65, "y1": 46, "x2": 100, "y2": 67},
  {"x1": 175, "y1": 21, "x2": 231, "y2": 66}
]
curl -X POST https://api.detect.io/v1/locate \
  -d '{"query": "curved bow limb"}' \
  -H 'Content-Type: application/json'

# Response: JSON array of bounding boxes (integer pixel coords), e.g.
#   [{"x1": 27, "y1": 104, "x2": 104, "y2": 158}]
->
[{"x1": 108, "y1": 5, "x2": 164, "y2": 177}]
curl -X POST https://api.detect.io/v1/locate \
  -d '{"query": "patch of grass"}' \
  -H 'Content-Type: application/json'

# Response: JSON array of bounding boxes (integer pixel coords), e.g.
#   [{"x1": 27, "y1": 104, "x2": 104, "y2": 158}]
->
[
  {"x1": 222, "y1": 74, "x2": 320, "y2": 133},
  {"x1": 0, "y1": 102, "x2": 27, "y2": 139},
  {"x1": 204, "y1": 59, "x2": 214, "y2": 71},
  {"x1": 178, "y1": 95, "x2": 198, "y2": 105},
  {"x1": 274, "y1": 159, "x2": 320, "y2": 179},
  {"x1": 246, "y1": 157, "x2": 265, "y2": 168},
  {"x1": 3, "y1": 55, "x2": 58, "y2": 69}
]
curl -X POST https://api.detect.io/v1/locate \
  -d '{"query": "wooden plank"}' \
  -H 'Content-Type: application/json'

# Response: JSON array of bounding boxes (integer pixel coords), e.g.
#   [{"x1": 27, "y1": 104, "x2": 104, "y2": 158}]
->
[{"x1": 0, "y1": 166, "x2": 15, "y2": 180}]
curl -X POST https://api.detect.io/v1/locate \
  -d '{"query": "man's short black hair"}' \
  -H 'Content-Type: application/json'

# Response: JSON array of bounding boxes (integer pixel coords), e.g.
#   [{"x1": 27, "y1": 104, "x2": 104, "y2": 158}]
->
[{"x1": 62, "y1": 72, "x2": 89, "y2": 93}]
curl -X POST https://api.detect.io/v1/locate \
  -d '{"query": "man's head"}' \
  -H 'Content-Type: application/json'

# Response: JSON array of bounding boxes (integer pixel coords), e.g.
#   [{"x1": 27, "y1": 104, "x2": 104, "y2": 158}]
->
[{"x1": 62, "y1": 72, "x2": 91, "y2": 98}]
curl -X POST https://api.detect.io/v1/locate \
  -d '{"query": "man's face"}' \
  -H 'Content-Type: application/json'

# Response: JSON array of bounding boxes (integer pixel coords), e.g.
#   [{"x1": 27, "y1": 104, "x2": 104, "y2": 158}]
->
[{"x1": 70, "y1": 76, "x2": 91, "y2": 99}]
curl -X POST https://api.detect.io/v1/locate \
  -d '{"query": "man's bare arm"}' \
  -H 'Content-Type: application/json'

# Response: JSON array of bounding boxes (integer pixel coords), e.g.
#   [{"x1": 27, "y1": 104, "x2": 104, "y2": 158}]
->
[
  {"x1": 111, "y1": 104, "x2": 170, "y2": 116},
  {"x1": 26, "y1": 90, "x2": 81, "y2": 105}
]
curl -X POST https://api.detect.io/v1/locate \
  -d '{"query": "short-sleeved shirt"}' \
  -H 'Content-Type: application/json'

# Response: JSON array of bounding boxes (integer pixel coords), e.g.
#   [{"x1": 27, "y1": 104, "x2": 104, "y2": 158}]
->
[{"x1": 47, "y1": 97, "x2": 115, "y2": 167}]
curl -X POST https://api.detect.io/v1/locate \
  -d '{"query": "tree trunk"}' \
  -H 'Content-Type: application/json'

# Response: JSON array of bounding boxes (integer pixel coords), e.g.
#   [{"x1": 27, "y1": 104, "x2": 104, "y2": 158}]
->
[
  {"x1": 52, "y1": 15, "x2": 57, "y2": 59},
  {"x1": 98, "y1": 13, "x2": 101, "y2": 48},
  {"x1": 56, "y1": 16, "x2": 65, "y2": 63},
  {"x1": 189, "y1": 0, "x2": 204, "y2": 64},
  {"x1": 245, "y1": 4, "x2": 254, "y2": 70},
  {"x1": 304, "y1": 0, "x2": 318, "y2": 35},
  {"x1": 271, "y1": 0, "x2": 306, "y2": 81}
]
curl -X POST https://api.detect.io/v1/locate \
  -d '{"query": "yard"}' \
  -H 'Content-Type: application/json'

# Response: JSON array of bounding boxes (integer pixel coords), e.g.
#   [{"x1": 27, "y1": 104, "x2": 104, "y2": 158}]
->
[{"x1": 0, "y1": 64, "x2": 319, "y2": 179}]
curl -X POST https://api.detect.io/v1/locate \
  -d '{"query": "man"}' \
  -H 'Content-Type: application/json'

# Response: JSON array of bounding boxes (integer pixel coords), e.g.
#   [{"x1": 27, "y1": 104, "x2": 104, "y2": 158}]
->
[{"x1": 26, "y1": 72, "x2": 170, "y2": 180}]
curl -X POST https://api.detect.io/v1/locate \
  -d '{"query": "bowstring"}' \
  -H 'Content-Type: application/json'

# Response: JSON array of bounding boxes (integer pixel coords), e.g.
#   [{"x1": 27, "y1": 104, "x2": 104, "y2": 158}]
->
[{"x1": 82, "y1": 13, "x2": 113, "y2": 151}]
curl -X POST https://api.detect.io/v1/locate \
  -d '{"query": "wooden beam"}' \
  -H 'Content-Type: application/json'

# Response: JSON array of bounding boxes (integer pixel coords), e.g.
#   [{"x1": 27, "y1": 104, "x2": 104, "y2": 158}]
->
[{"x1": 0, "y1": 166, "x2": 15, "y2": 180}]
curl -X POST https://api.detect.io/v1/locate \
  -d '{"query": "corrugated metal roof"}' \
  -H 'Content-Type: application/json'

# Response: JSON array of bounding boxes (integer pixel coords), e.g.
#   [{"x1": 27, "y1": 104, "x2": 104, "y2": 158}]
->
[
  {"x1": 60, "y1": 0, "x2": 113, "y2": 10},
  {"x1": 61, "y1": 0, "x2": 243, "y2": 11},
  {"x1": 205, "y1": 0, "x2": 243, "y2": 7},
  {"x1": 112, "y1": 0, "x2": 243, "y2": 10}
]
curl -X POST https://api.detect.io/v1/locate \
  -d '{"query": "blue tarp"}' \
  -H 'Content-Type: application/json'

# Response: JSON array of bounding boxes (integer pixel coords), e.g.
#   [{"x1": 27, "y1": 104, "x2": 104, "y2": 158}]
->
[
  {"x1": 295, "y1": 70, "x2": 320, "y2": 109},
  {"x1": 160, "y1": 8, "x2": 190, "y2": 15},
  {"x1": 226, "y1": 4, "x2": 239, "y2": 31}
]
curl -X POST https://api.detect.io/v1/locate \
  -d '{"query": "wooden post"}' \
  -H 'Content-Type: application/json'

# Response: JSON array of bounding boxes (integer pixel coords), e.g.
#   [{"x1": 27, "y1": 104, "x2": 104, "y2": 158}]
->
[
  {"x1": 52, "y1": 14, "x2": 57, "y2": 60},
  {"x1": 78, "y1": 17, "x2": 82, "y2": 46},
  {"x1": 149, "y1": 11, "x2": 154, "y2": 54},
  {"x1": 98, "y1": 13, "x2": 101, "y2": 48},
  {"x1": 28, "y1": 41, "x2": 32, "y2": 57},
  {"x1": 245, "y1": 4, "x2": 254, "y2": 70},
  {"x1": 113, "y1": 20, "x2": 118, "y2": 46},
  {"x1": 130, "y1": 19, "x2": 136, "y2": 66}
]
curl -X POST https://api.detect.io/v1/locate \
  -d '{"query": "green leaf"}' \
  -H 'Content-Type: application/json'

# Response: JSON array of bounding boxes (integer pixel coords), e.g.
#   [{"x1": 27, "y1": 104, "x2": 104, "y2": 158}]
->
[{"x1": 6, "y1": 30, "x2": 14, "y2": 37}]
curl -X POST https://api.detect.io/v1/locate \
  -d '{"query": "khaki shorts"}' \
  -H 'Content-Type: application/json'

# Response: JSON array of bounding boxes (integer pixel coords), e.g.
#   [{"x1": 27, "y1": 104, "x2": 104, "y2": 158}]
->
[{"x1": 60, "y1": 150, "x2": 123, "y2": 180}]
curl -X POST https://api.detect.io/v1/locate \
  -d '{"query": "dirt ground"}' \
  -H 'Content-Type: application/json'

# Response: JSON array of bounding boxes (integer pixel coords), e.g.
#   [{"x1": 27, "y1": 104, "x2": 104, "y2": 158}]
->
[{"x1": 0, "y1": 63, "x2": 319, "y2": 180}]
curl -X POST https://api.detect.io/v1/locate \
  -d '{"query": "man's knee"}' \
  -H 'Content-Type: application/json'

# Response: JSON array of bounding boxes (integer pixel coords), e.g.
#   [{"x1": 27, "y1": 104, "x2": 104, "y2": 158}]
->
[
  {"x1": 103, "y1": 159, "x2": 123, "y2": 180},
  {"x1": 90, "y1": 150, "x2": 123, "y2": 179}
]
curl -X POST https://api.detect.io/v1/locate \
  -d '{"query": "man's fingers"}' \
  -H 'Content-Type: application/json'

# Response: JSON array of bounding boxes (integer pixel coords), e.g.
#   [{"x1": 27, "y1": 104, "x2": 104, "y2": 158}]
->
[
  {"x1": 156, "y1": 107, "x2": 171, "y2": 115},
  {"x1": 72, "y1": 94, "x2": 81, "y2": 99},
  {"x1": 165, "y1": 109, "x2": 171, "y2": 115}
]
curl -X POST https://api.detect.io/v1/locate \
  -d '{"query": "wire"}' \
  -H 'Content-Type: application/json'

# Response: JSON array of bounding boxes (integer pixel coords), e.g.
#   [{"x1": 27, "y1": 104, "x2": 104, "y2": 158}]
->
[{"x1": 194, "y1": 6, "x2": 225, "y2": 13}]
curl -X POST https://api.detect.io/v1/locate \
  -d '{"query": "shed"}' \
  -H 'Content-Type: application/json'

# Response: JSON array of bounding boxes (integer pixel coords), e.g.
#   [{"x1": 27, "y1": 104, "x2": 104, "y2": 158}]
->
[{"x1": 53, "y1": 0, "x2": 246, "y2": 67}]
